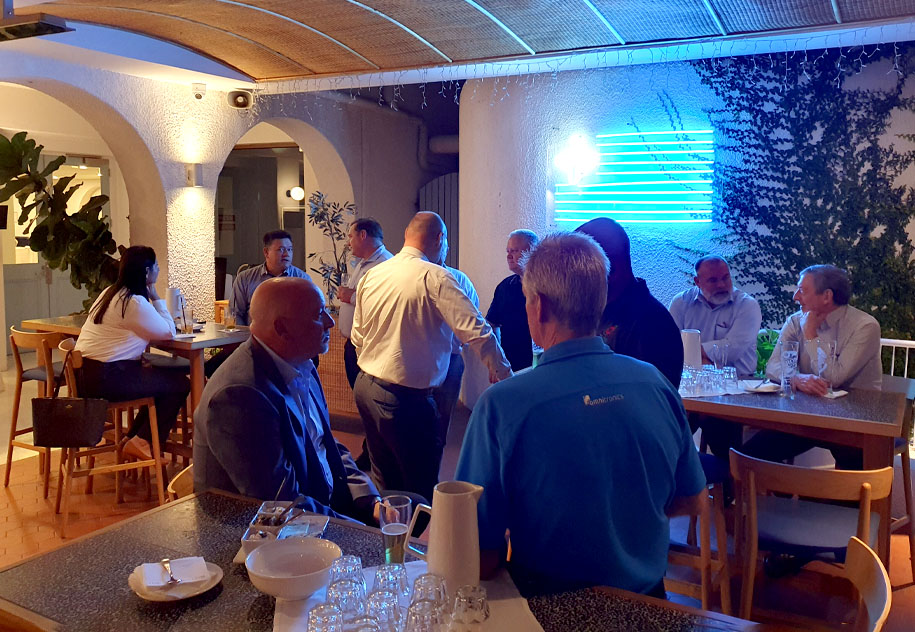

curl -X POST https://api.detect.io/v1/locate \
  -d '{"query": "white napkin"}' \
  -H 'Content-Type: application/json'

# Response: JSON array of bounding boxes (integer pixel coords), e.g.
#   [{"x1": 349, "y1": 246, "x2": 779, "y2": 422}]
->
[
  {"x1": 824, "y1": 389, "x2": 849, "y2": 399},
  {"x1": 273, "y1": 561, "x2": 543, "y2": 632},
  {"x1": 141, "y1": 557, "x2": 210, "y2": 589}
]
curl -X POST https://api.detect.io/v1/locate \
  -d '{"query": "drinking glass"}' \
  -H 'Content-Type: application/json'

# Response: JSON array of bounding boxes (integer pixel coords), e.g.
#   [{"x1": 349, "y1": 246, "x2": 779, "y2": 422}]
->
[
  {"x1": 403, "y1": 599, "x2": 447, "y2": 632},
  {"x1": 451, "y1": 585, "x2": 490, "y2": 631},
  {"x1": 308, "y1": 604, "x2": 344, "y2": 632},
  {"x1": 181, "y1": 306, "x2": 195, "y2": 334},
  {"x1": 366, "y1": 590, "x2": 402, "y2": 632},
  {"x1": 379, "y1": 495, "x2": 412, "y2": 564},
  {"x1": 712, "y1": 341, "x2": 729, "y2": 371},
  {"x1": 223, "y1": 308, "x2": 237, "y2": 332},
  {"x1": 330, "y1": 556, "x2": 366, "y2": 588},
  {"x1": 373, "y1": 563, "x2": 410, "y2": 599},
  {"x1": 411, "y1": 574, "x2": 448, "y2": 612},
  {"x1": 817, "y1": 339, "x2": 838, "y2": 395},
  {"x1": 780, "y1": 341, "x2": 799, "y2": 399},
  {"x1": 343, "y1": 616, "x2": 381, "y2": 632},
  {"x1": 326, "y1": 578, "x2": 367, "y2": 620}
]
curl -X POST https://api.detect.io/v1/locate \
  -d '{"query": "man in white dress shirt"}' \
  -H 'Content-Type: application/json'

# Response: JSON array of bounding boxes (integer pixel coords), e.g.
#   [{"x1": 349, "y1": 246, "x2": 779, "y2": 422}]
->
[
  {"x1": 352, "y1": 212, "x2": 512, "y2": 500},
  {"x1": 337, "y1": 218, "x2": 393, "y2": 389}
]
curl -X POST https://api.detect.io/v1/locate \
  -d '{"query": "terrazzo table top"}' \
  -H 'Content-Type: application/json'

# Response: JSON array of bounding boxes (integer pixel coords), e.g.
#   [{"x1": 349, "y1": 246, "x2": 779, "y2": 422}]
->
[{"x1": 0, "y1": 491, "x2": 767, "y2": 631}]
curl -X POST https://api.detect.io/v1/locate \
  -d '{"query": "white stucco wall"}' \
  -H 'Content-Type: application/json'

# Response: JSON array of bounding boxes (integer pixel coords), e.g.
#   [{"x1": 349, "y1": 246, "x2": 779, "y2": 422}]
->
[{"x1": 460, "y1": 63, "x2": 726, "y2": 314}]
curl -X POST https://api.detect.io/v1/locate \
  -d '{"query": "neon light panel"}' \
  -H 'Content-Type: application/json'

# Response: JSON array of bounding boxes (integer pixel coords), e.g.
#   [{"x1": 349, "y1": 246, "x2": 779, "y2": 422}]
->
[{"x1": 554, "y1": 129, "x2": 714, "y2": 225}]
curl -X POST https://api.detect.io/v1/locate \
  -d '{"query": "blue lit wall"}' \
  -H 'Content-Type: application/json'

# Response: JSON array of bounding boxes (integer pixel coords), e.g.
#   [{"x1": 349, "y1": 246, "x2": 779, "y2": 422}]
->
[{"x1": 554, "y1": 129, "x2": 713, "y2": 225}]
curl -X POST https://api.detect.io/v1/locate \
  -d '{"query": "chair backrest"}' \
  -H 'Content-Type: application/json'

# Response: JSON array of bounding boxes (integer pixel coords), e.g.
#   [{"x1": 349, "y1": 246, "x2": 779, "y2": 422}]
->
[
  {"x1": 57, "y1": 339, "x2": 83, "y2": 398},
  {"x1": 9, "y1": 327, "x2": 65, "y2": 383},
  {"x1": 167, "y1": 464, "x2": 195, "y2": 501},
  {"x1": 846, "y1": 536, "x2": 891, "y2": 632},
  {"x1": 881, "y1": 374, "x2": 915, "y2": 443},
  {"x1": 729, "y1": 449, "x2": 894, "y2": 545}
]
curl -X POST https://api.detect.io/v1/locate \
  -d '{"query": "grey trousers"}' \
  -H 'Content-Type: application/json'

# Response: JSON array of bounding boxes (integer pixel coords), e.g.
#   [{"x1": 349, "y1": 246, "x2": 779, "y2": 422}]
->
[{"x1": 354, "y1": 371, "x2": 442, "y2": 502}]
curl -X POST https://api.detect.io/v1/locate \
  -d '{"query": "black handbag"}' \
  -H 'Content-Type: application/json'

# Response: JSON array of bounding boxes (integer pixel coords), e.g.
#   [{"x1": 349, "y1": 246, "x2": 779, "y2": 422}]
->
[{"x1": 31, "y1": 350, "x2": 108, "y2": 448}]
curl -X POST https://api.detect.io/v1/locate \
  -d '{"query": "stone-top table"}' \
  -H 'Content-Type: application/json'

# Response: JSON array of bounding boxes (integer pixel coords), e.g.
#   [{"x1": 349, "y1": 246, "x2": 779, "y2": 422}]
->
[{"x1": 0, "y1": 491, "x2": 772, "y2": 631}]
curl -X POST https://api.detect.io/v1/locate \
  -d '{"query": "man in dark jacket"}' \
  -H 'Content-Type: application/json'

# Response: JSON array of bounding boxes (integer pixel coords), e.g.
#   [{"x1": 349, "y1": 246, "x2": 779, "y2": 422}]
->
[{"x1": 576, "y1": 217, "x2": 683, "y2": 387}]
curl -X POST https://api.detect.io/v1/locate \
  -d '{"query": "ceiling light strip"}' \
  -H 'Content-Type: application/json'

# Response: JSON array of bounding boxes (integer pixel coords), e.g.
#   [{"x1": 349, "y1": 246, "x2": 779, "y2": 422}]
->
[
  {"x1": 558, "y1": 180, "x2": 712, "y2": 187},
  {"x1": 699, "y1": 0, "x2": 727, "y2": 36},
  {"x1": 214, "y1": 0, "x2": 379, "y2": 68},
  {"x1": 62, "y1": 5, "x2": 313, "y2": 73},
  {"x1": 830, "y1": 0, "x2": 843, "y2": 24},
  {"x1": 556, "y1": 218, "x2": 712, "y2": 224},
  {"x1": 459, "y1": 0, "x2": 536, "y2": 55},
  {"x1": 344, "y1": 0, "x2": 452, "y2": 62},
  {"x1": 580, "y1": 0, "x2": 626, "y2": 45}
]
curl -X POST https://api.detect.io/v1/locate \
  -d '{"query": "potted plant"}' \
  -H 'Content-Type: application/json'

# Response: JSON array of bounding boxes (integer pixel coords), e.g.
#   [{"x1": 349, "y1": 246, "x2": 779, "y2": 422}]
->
[
  {"x1": 0, "y1": 131, "x2": 121, "y2": 311},
  {"x1": 306, "y1": 190, "x2": 356, "y2": 311}
]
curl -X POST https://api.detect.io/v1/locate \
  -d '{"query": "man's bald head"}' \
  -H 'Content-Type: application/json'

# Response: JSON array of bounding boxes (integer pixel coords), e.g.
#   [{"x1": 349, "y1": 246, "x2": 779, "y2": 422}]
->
[
  {"x1": 404, "y1": 211, "x2": 447, "y2": 262},
  {"x1": 250, "y1": 277, "x2": 334, "y2": 365}
]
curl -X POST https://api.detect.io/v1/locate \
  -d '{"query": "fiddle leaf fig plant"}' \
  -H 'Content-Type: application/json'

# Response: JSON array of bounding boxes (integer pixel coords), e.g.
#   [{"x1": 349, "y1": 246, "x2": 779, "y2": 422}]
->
[
  {"x1": 306, "y1": 190, "x2": 356, "y2": 307},
  {"x1": 0, "y1": 131, "x2": 121, "y2": 311}
]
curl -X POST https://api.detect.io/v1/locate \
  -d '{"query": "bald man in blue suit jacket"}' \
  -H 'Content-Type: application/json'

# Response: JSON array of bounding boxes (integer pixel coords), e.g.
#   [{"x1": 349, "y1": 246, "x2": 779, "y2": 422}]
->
[{"x1": 193, "y1": 278, "x2": 379, "y2": 522}]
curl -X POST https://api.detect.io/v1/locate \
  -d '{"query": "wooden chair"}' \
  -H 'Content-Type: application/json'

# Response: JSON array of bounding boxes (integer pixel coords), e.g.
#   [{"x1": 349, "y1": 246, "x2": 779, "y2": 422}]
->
[
  {"x1": 728, "y1": 449, "x2": 893, "y2": 620},
  {"x1": 5, "y1": 327, "x2": 66, "y2": 498},
  {"x1": 846, "y1": 536, "x2": 891, "y2": 632},
  {"x1": 53, "y1": 343, "x2": 167, "y2": 537},
  {"x1": 666, "y1": 482, "x2": 732, "y2": 615},
  {"x1": 167, "y1": 464, "x2": 194, "y2": 501},
  {"x1": 881, "y1": 373, "x2": 915, "y2": 583}
]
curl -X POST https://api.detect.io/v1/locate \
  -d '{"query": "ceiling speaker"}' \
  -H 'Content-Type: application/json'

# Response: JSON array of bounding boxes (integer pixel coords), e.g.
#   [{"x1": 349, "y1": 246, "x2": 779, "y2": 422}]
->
[{"x1": 227, "y1": 90, "x2": 254, "y2": 109}]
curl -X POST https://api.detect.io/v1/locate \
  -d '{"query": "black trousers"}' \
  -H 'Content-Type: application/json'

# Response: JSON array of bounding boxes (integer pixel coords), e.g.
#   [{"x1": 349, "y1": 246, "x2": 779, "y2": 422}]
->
[
  {"x1": 354, "y1": 371, "x2": 442, "y2": 503},
  {"x1": 688, "y1": 412, "x2": 744, "y2": 460},
  {"x1": 741, "y1": 430, "x2": 863, "y2": 470},
  {"x1": 79, "y1": 358, "x2": 189, "y2": 445},
  {"x1": 432, "y1": 353, "x2": 464, "y2": 443},
  {"x1": 343, "y1": 337, "x2": 360, "y2": 389}
]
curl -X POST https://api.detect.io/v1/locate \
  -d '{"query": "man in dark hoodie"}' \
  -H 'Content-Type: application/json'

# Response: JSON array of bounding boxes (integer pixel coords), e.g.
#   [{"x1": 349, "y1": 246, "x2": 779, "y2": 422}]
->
[{"x1": 575, "y1": 217, "x2": 683, "y2": 387}]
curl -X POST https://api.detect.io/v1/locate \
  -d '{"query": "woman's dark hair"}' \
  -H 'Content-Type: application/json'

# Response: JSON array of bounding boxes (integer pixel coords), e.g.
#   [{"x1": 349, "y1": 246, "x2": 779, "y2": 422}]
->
[{"x1": 91, "y1": 246, "x2": 157, "y2": 323}]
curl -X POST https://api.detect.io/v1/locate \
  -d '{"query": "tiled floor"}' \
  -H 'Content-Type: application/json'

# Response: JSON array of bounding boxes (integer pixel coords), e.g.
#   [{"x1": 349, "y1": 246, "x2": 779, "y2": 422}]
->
[{"x1": 1, "y1": 356, "x2": 915, "y2": 630}]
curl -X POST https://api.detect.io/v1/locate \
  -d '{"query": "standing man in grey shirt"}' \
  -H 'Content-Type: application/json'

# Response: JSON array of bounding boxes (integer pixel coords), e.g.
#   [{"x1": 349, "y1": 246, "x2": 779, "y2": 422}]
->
[
  {"x1": 231, "y1": 230, "x2": 311, "y2": 326},
  {"x1": 743, "y1": 264, "x2": 882, "y2": 469}
]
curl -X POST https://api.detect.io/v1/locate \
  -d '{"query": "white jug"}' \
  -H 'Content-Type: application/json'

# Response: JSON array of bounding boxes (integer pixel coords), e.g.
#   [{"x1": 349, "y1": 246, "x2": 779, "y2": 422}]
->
[{"x1": 407, "y1": 480, "x2": 484, "y2": 596}]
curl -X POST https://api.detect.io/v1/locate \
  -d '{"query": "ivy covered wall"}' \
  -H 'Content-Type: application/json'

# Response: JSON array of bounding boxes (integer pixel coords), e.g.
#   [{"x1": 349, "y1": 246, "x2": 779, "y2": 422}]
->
[{"x1": 693, "y1": 44, "x2": 915, "y2": 338}]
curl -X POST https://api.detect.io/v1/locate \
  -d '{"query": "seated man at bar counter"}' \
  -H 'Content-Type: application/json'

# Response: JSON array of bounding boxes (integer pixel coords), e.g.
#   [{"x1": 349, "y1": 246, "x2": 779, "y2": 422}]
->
[
  {"x1": 669, "y1": 256, "x2": 762, "y2": 376},
  {"x1": 194, "y1": 277, "x2": 380, "y2": 522},
  {"x1": 456, "y1": 232, "x2": 705, "y2": 597},
  {"x1": 743, "y1": 264, "x2": 882, "y2": 469},
  {"x1": 230, "y1": 230, "x2": 311, "y2": 326},
  {"x1": 669, "y1": 256, "x2": 762, "y2": 459}
]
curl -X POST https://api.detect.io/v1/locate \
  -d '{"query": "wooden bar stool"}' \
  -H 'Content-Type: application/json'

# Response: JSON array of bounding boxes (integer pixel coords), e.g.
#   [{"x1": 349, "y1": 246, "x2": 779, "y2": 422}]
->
[
  {"x1": 53, "y1": 343, "x2": 167, "y2": 537},
  {"x1": 5, "y1": 327, "x2": 66, "y2": 498}
]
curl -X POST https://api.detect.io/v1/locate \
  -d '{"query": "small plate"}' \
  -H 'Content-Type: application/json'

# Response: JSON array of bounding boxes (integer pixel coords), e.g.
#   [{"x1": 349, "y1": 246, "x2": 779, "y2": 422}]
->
[
  {"x1": 739, "y1": 380, "x2": 781, "y2": 393},
  {"x1": 128, "y1": 562, "x2": 223, "y2": 602}
]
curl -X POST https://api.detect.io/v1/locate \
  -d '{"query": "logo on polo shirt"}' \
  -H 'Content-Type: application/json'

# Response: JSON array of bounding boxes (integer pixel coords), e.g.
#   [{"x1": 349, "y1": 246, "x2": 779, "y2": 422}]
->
[{"x1": 583, "y1": 393, "x2": 624, "y2": 406}]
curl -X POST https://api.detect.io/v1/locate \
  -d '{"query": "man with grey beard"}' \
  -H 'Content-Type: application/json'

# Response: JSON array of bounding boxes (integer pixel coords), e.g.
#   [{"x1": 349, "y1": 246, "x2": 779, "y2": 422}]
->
[{"x1": 669, "y1": 256, "x2": 762, "y2": 376}]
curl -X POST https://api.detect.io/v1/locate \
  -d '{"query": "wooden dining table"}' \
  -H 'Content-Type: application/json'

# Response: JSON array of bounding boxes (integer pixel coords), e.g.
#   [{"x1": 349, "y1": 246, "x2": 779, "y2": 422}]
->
[
  {"x1": 20, "y1": 314, "x2": 250, "y2": 413},
  {"x1": 682, "y1": 385, "x2": 909, "y2": 563},
  {"x1": 0, "y1": 490, "x2": 780, "y2": 631}
]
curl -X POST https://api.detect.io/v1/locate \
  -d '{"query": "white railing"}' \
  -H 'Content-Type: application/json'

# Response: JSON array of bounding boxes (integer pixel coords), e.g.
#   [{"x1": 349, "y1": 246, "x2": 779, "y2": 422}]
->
[{"x1": 881, "y1": 337, "x2": 915, "y2": 377}]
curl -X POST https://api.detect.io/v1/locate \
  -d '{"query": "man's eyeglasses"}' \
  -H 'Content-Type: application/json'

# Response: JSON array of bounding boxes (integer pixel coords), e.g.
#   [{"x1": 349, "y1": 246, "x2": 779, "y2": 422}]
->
[{"x1": 270, "y1": 247, "x2": 293, "y2": 254}]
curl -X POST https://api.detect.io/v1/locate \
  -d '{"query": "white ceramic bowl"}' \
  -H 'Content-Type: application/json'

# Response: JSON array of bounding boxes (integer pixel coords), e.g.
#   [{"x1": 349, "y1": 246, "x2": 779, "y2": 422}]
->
[{"x1": 245, "y1": 538, "x2": 342, "y2": 600}]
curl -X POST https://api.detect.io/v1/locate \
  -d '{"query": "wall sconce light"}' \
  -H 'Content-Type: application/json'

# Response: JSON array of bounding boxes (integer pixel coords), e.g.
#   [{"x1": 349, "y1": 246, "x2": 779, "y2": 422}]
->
[
  {"x1": 286, "y1": 186, "x2": 305, "y2": 201},
  {"x1": 185, "y1": 163, "x2": 203, "y2": 187},
  {"x1": 554, "y1": 133, "x2": 600, "y2": 185}
]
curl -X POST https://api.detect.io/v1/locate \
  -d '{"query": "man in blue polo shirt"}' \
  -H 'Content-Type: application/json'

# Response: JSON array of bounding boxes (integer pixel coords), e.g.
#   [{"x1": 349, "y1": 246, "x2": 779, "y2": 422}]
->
[{"x1": 456, "y1": 232, "x2": 706, "y2": 597}]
